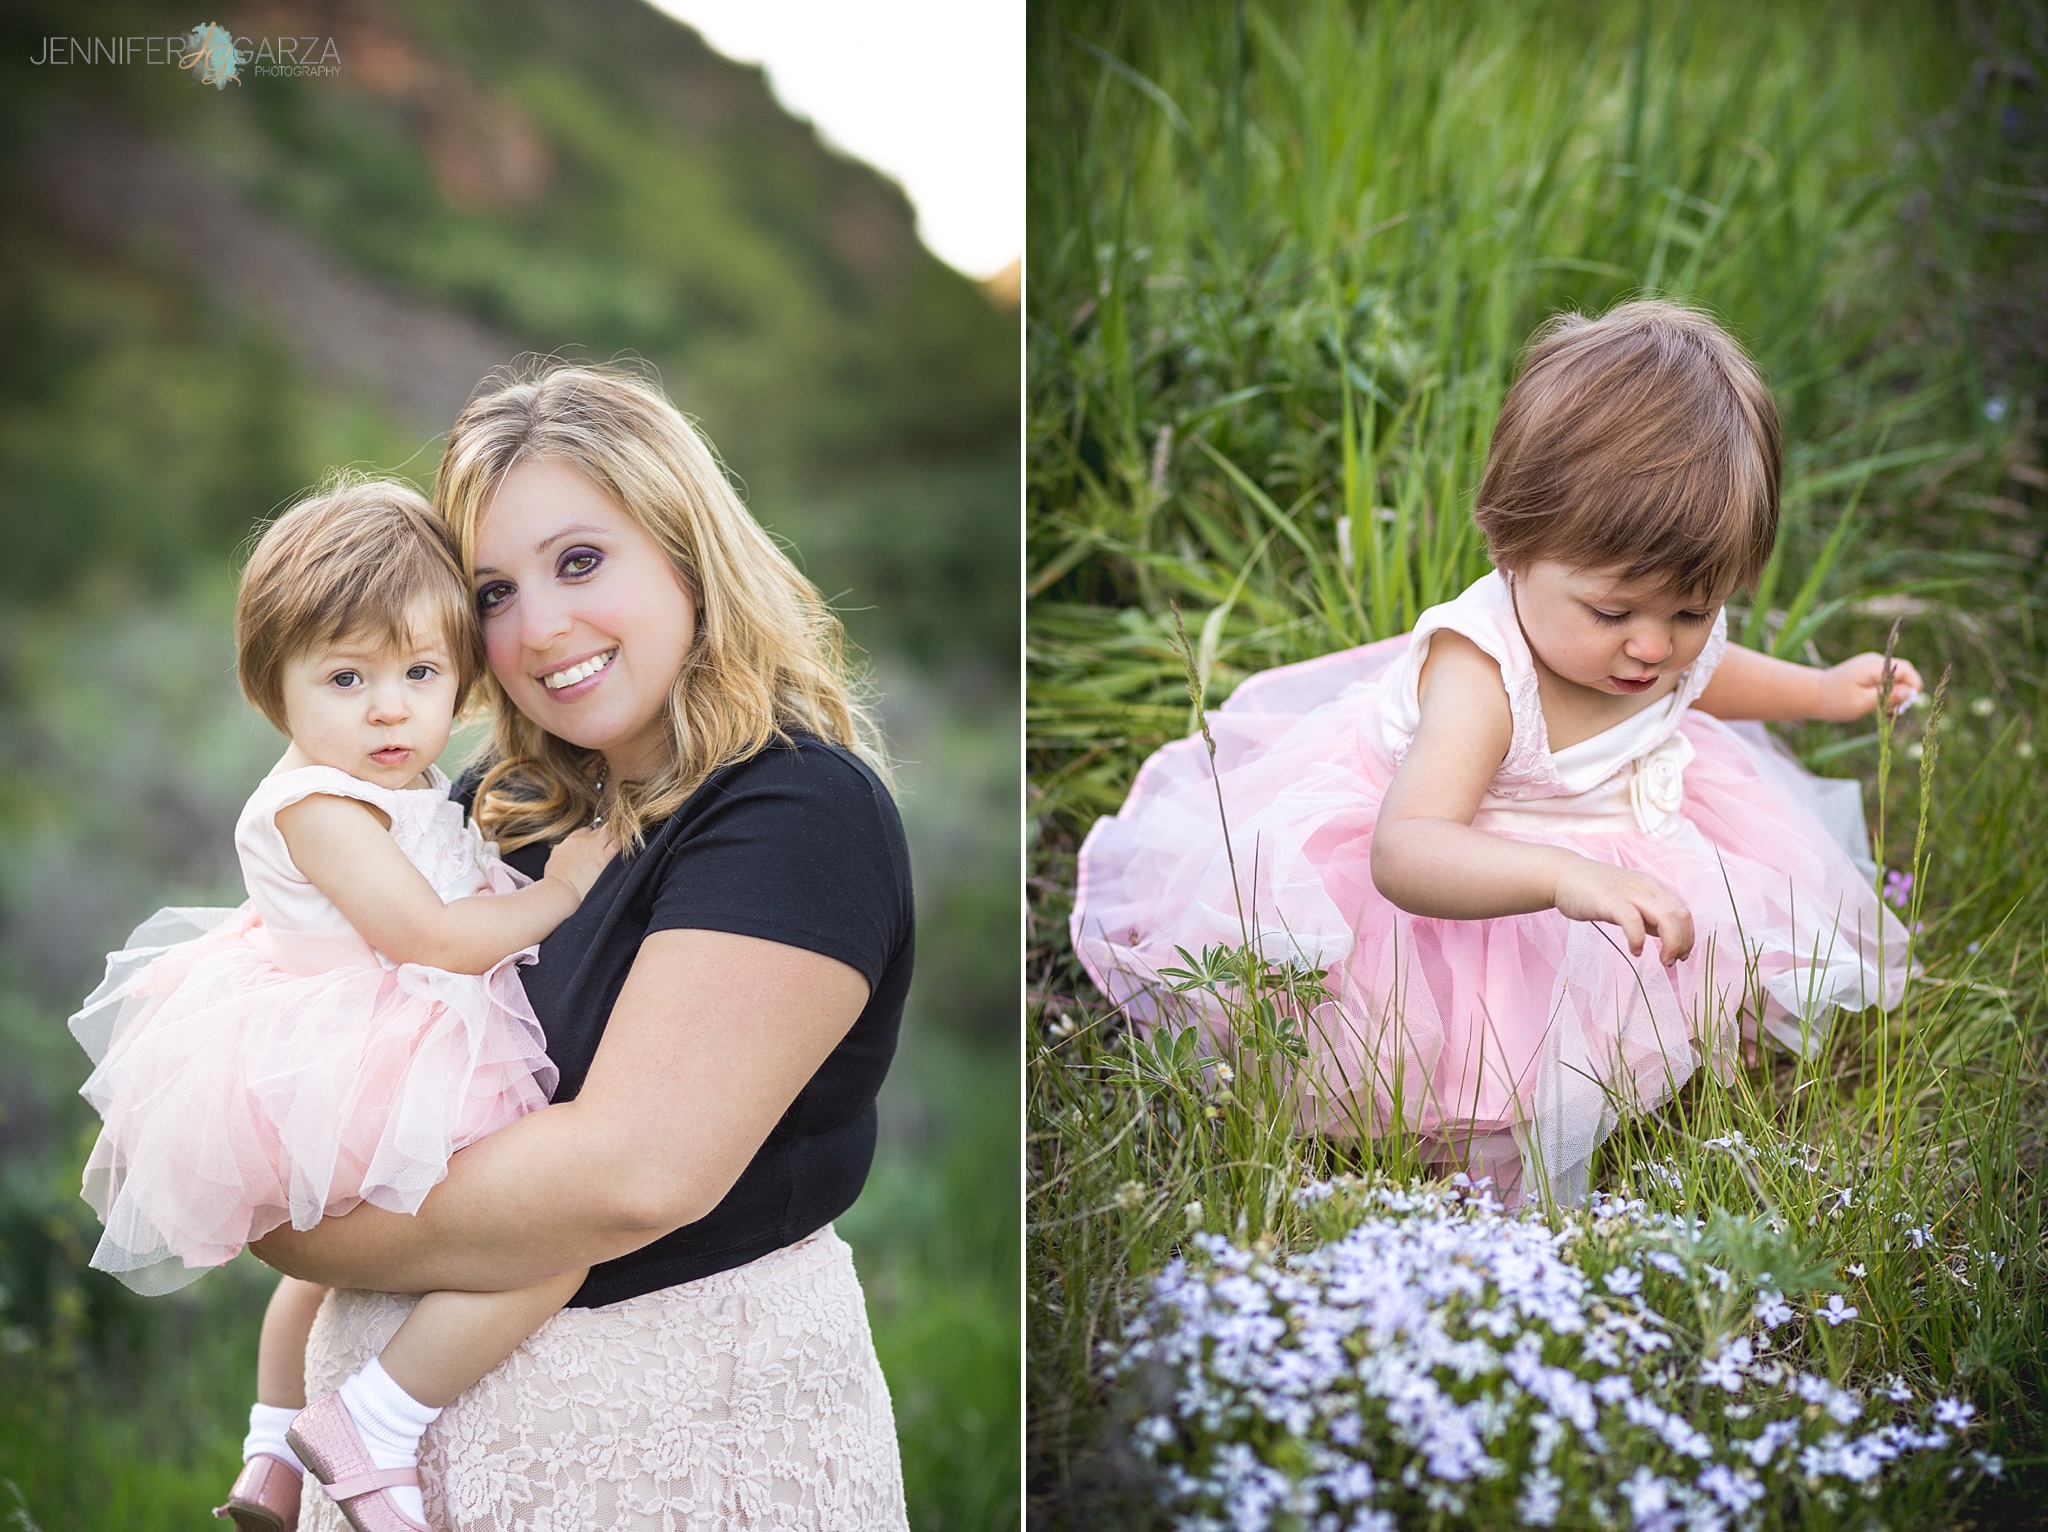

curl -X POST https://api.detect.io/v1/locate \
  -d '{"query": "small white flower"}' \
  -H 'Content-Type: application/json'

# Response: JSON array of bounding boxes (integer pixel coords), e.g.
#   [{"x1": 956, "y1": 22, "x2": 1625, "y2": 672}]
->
[
  {"x1": 1905, "y1": 1226, "x2": 1932, "y2": 1249},
  {"x1": 1831, "y1": 1187, "x2": 1854, "y2": 1211},
  {"x1": 1846, "y1": 1262, "x2": 1866, "y2": 1278},
  {"x1": 1753, "y1": 1291, "x2": 1793, "y2": 1328},
  {"x1": 1934, "y1": 1398, "x2": 1977, "y2": 1428},
  {"x1": 1517, "y1": 1467, "x2": 1563, "y2": 1527},
  {"x1": 1620, "y1": 1465, "x2": 1670, "y2": 1519},
  {"x1": 1603, "y1": 1267, "x2": 1643, "y2": 1296},
  {"x1": 1818, "y1": 1294, "x2": 1859, "y2": 1327}
]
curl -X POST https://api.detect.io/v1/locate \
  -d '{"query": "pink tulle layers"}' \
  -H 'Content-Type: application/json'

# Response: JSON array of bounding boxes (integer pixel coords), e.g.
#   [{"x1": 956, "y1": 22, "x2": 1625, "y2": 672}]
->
[
  {"x1": 72, "y1": 893, "x2": 553, "y2": 1295},
  {"x1": 1071, "y1": 635, "x2": 1910, "y2": 1196}
]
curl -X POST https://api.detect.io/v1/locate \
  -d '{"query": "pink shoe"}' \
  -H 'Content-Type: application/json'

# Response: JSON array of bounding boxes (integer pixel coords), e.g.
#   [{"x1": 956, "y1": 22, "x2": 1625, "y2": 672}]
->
[
  {"x1": 284, "y1": 1393, "x2": 431, "y2": 1532},
  {"x1": 214, "y1": 1454, "x2": 302, "y2": 1532}
]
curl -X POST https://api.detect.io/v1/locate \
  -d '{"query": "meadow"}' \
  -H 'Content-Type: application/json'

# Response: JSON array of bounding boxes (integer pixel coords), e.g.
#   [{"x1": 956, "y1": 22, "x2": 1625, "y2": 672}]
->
[{"x1": 1026, "y1": 1, "x2": 2046, "y2": 1525}]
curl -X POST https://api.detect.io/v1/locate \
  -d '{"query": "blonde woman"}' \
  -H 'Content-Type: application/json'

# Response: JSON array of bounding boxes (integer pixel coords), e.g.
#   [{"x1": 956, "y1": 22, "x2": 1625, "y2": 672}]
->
[{"x1": 253, "y1": 363, "x2": 913, "y2": 1531}]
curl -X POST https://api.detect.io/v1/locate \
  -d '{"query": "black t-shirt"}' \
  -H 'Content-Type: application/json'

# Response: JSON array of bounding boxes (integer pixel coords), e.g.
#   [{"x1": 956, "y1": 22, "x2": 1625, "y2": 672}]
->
[{"x1": 456, "y1": 734, "x2": 913, "y2": 1309}]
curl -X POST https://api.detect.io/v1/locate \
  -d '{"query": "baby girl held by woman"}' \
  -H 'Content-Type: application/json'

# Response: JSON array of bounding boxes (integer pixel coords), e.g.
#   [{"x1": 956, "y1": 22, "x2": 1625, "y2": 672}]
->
[
  {"x1": 69, "y1": 482, "x2": 614, "y2": 1532},
  {"x1": 1073, "y1": 300, "x2": 1919, "y2": 1205}
]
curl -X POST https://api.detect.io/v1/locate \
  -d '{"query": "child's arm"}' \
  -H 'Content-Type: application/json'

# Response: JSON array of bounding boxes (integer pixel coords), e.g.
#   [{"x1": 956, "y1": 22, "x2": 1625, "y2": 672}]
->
[
  {"x1": 275, "y1": 794, "x2": 614, "y2": 974},
  {"x1": 1370, "y1": 631, "x2": 1696, "y2": 963},
  {"x1": 1693, "y1": 643, "x2": 1924, "y2": 722}
]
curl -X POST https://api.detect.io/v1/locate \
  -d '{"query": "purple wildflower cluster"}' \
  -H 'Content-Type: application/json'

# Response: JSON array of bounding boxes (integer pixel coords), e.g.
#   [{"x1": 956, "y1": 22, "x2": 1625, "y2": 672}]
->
[{"x1": 1112, "y1": 1183, "x2": 1974, "y2": 1531}]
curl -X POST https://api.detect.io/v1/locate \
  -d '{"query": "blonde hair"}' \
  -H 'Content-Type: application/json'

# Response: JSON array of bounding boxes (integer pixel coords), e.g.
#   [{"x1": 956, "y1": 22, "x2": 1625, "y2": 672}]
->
[
  {"x1": 236, "y1": 475, "x2": 482, "y2": 733},
  {"x1": 435, "y1": 361, "x2": 888, "y2": 853},
  {"x1": 1474, "y1": 298, "x2": 1782, "y2": 596}
]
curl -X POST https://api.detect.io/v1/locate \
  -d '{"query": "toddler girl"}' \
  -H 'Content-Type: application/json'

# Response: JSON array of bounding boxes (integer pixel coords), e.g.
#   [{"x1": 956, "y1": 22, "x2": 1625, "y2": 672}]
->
[
  {"x1": 1072, "y1": 300, "x2": 1919, "y2": 1206},
  {"x1": 69, "y1": 480, "x2": 613, "y2": 1532}
]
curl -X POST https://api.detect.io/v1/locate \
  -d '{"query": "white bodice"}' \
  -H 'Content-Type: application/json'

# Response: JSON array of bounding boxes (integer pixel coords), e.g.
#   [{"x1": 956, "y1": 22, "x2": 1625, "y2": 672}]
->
[
  {"x1": 1377, "y1": 571, "x2": 1728, "y2": 836},
  {"x1": 234, "y1": 762, "x2": 503, "y2": 936}
]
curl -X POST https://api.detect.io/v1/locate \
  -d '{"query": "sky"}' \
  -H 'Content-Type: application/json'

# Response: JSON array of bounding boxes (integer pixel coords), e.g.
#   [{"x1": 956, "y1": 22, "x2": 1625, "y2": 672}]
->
[{"x1": 647, "y1": 0, "x2": 1022, "y2": 282}]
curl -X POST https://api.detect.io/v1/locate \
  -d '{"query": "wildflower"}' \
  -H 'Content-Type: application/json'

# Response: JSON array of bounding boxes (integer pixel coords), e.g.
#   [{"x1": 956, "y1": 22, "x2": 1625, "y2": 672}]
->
[
  {"x1": 1970, "y1": 695, "x2": 1995, "y2": 717},
  {"x1": 1934, "y1": 1398, "x2": 1976, "y2": 1428},
  {"x1": 1620, "y1": 1465, "x2": 1670, "y2": 1519},
  {"x1": 1881, "y1": 1377, "x2": 1913, "y2": 1403},
  {"x1": 1603, "y1": 1267, "x2": 1643, "y2": 1297},
  {"x1": 1846, "y1": 1262, "x2": 1866, "y2": 1279},
  {"x1": 1972, "y1": 1451, "x2": 2005, "y2": 1479},
  {"x1": 1185, "y1": 1200, "x2": 1204, "y2": 1232},
  {"x1": 1753, "y1": 1292, "x2": 1792, "y2": 1329},
  {"x1": 1831, "y1": 1186, "x2": 1854, "y2": 1211},
  {"x1": 2018, "y1": 740, "x2": 2035, "y2": 760},
  {"x1": 1698, "y1": 1464, "x2": 1764, "y2": 1514},
  {"x1": 1115, "y1": 1180, "x2": 1146, "y2": 1212},
  {"x1": 1905, "y1": 1226, "x2": 1932, "y2": 1250},
  {"x1": 1882, "y1": 869, "x2": 1913, "y2": 909},
  {"x1": 1516, "y1": 1467, "x2": 1563, "y2": 1526},
  {"x1": 1817, "y1": 1294, "x2": 1859, "y2": 1326},
  {"x1": 1644, "y1": 1250, "x2": 1685, "y2": 1277},
  {"x1": 1699, "y1": 1338, "x2": 1753, "y2": 1393}
]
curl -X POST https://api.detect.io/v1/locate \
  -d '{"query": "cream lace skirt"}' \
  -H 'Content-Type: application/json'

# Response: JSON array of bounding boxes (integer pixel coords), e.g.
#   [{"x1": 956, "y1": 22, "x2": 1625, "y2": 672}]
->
[{"x1": 298, "y1": 1227, "x2": 908, "y2": 1531}]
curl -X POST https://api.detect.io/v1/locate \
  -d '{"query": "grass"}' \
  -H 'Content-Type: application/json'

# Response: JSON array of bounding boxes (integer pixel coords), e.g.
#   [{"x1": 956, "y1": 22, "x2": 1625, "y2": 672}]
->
[
  {"x1": 0, "y1": 1022, "x2": 1017, "y2": 1532},
  {"x1": 1026, "y1": 0, "x2": 2047, "y2": 1524},
  {"x1": 0, "y1": 585, "x2": 1020, "y2": 1531}
]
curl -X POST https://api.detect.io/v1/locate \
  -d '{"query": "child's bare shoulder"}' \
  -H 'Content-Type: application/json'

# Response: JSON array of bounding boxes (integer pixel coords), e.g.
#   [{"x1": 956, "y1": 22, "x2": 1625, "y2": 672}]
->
[
  {"x1": 275, "y1": 790, "x2": 394, "y2": 841},
  {"x1": 1417, "y1": 629, "x2": 1511, "y2": 709}
]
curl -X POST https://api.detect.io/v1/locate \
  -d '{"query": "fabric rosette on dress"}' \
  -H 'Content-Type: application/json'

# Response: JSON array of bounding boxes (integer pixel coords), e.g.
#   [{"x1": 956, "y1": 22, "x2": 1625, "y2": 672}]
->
[
  {"x1": 1072, "y1": 572, "x2": 1909, "y2": 1202},
  {"x1": 70, "y1": 764, "x2": 556, "y2": 1295}
]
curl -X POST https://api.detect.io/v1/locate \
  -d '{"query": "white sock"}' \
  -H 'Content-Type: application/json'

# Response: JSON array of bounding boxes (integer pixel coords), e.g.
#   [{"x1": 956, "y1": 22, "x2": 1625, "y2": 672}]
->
[
  {"x1": 334, "y1": 1357, "x2": 441, "y2": 1524},
  {"x1": 243, "y1": 1402, "x2": 304, "y2": 1470}
]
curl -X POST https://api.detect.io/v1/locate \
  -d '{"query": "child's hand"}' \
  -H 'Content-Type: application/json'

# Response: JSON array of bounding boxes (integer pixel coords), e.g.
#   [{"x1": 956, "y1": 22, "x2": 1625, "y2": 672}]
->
[
  {"x1": 1817, "y1": 652, "x2": 1924, "y2": 721},
  {"x1": 544, "y1": 824, "x2": 618, "y2": 900},
  {"x1": 1553, "y1": 859, "x2": 1694, "y2": 964}
]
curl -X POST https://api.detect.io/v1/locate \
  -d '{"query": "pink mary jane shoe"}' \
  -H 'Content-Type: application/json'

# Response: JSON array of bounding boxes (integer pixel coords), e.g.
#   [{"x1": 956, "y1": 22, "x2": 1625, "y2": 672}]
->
[
  {"x1": 284, "y1": 1393, "x2": 431, "y2": 1532},
  {"x1": 214, "y1": 1453, "x2": 302, "y2": 1532}
]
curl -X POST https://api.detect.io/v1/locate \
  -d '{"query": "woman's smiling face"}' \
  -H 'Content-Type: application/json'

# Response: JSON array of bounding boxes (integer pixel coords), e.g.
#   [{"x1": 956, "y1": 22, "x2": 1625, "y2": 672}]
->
[{"x1": 472, "y1": 457, "x2": 696, "y2": 780}]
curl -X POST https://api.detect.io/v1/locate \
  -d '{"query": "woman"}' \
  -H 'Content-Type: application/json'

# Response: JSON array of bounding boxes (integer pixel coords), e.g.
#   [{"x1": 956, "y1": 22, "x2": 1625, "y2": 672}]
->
[{"x1": 252, "y1": 362, "x2": 914, "y2": 1531}]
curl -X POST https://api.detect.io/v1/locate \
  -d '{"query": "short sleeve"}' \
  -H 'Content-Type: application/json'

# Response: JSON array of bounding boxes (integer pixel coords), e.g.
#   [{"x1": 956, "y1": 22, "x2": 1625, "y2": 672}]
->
[{"x1": 644, "y1": 744, "x2": 911, "y2": 988}]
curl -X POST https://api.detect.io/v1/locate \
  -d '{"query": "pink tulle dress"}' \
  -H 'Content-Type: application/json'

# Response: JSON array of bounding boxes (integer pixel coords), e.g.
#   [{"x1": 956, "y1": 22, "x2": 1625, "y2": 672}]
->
[
  {"x1": 70, "y1": 763, "x2": 557, "y2": 1295},
  {"x1": 1072, "y1": 572, "x2": 1910, "y2": 1200}
]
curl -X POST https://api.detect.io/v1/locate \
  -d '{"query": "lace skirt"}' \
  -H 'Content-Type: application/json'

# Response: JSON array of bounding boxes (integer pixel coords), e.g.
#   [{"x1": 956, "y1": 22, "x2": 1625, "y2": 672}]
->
[{"x1": 298, "y1": 1228, "x2": 907, "y2": 1531}]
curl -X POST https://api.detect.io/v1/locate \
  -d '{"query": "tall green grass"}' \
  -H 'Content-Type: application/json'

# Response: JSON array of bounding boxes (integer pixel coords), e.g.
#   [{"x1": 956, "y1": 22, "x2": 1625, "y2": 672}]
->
[{"x1": 1027, "y1": 1, "x2": 2046, "y2": 1523}]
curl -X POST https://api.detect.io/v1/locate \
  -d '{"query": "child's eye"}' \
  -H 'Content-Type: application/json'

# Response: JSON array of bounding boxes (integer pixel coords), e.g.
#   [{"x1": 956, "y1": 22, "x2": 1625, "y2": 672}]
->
[
  {"x1": 1678, "y1": 610, "x2": 1714, "y2": 625},
  {"x1": 559, "y1": 548, "x2": 602, "y2": 579},
  {"x1": 331, "y1": 670, "x2": 362, "y2": 689},
  {"x1": 1591, "y1": 609, "x2": 1629, "y2": 626},
  {"x1": 476, "y1": 581, "x2": 513, "y2": 615},
  {"x1": 407, "y1": 664, "x2": 435, "y2": 681}
]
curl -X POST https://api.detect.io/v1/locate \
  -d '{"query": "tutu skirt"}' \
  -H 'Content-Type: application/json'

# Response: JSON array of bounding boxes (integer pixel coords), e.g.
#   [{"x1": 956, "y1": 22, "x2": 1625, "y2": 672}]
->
[
  {"x1": 1072, "y1": 636, "x2": 1911, "y2": 1199},
  {"x1": 71, "y1": 894, "x2": 555, "y2": 1295}
]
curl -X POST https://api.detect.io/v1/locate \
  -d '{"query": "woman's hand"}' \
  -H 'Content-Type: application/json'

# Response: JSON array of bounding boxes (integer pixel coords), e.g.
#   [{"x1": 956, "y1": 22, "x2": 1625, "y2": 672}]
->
[
  {"x1": 544, "y1": 825, "x2": 618, "y2": 899},
  {"x1": 1815, "y1": 652, "x2": 1924, "y2": 721},
  {"x1": 1552, "y1": 857, "x2": 1695, "y2": 964}
]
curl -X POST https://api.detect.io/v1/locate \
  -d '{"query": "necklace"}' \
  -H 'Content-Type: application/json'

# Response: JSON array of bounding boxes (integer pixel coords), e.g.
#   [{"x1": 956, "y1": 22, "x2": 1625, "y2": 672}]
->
[{"x1": 591, "y1": 771, "x2": 607, "y2": 830}]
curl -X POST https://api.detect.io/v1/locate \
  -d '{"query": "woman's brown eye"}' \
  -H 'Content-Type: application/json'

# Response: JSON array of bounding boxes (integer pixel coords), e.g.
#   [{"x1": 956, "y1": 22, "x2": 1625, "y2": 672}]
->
[
  {"x1": 476, "y1": 582, "x2": 512, "y2": 613},
  {"x1": 561, "y1": 550, "x2": 601, "y2": 578}
]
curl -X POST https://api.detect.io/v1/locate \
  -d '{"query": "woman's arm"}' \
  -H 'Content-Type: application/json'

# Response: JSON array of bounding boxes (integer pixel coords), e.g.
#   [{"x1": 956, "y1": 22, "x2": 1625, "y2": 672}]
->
[
  {"x1": 1693, "y1": 643, "x2": 1924, "y2": 723},
  {"x1": 249, "y1": 928, "x2": 870, "y2": 1291},
  {"x1": 276, "y1": 795, "x2": 613, "y2": 974},
  {"x1": 1370, "y1": 631, "x2": 1695, "y2": 961}
]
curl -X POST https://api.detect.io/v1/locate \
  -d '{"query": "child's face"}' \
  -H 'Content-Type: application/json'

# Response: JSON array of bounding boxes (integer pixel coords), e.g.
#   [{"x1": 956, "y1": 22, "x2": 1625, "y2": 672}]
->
[
  {"x1": 278, "y1": 603, "x2": 461, "y2": 789},
  {"x1": 1510, "y1": 560, "x2": 1727, "y2": 697}
]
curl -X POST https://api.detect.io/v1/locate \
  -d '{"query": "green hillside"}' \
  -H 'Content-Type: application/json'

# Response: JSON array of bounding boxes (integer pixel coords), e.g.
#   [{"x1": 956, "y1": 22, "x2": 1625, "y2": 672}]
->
[{"x1": 0, "y1": 0, "x2": 1018, "y2": 659}]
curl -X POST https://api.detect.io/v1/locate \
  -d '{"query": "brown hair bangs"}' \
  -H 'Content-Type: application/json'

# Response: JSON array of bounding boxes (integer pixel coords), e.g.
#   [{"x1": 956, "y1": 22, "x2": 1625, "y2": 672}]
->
[
  {"x1": 1473, "y1": 299, "x2": 1782, "y2": 598},
  {"x1": 236, "y1": 476, "x2": 483, "y2": 732}
]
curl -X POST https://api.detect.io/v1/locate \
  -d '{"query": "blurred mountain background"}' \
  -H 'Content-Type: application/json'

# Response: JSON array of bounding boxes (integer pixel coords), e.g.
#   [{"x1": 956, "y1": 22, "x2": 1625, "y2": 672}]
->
[{"x1": 0, "y1": 1, "x2": 1018, "y2": 1527}]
